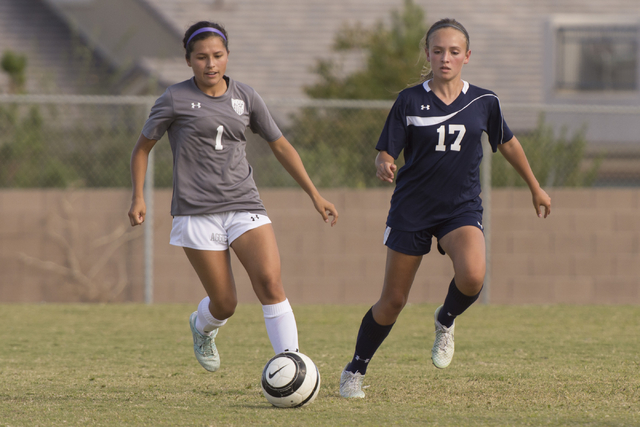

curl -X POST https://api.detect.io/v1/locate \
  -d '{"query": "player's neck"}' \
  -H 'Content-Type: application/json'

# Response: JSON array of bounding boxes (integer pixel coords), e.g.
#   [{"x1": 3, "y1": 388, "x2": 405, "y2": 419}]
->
[
  {"x1": 195, "y1": 76, "x2": 229, "y2": 97},
  {"x1": 428, "y1": 78, "x2": 464, "y2": 106}
]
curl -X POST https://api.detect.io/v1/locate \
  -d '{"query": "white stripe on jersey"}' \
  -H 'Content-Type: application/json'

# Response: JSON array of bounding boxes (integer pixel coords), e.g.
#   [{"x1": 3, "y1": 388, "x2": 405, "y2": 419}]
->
[{"x1": 406, "y1": 93, "x2": 500, "y2": 127}]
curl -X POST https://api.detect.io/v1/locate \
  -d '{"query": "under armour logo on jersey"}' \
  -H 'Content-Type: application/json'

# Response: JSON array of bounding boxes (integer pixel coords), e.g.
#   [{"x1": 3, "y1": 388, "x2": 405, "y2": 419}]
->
[
  {"x1": 191, "y1": 102, "x2": 201, "y2": 109},
  {"x1": 421, "y1": 104, "x2": 430, "y2": 110}
]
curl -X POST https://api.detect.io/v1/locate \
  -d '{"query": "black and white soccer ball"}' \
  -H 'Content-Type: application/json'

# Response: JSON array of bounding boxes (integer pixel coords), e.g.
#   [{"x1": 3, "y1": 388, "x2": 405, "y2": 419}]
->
[{"x1": 261, "y1": 351, "x2": 321, "y2": 408}]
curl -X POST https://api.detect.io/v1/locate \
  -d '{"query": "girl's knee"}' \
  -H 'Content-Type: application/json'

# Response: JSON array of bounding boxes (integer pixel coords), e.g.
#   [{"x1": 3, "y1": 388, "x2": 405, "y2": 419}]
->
[
  {"x1": 454, "y1": 263, "x2": 485, "y2": 293},
  {"x1": 378, "y1": 294, "x2": 408, "y2": 318},
  {"x1": 210, "y1": 297, "x2": 237, "y2": 320},
  {"x1": 456, "y1": 273, "x2": 484, "y2": 296},
  {"x1": 254, "y1": 276, "x2": 286, "y2": 305}
]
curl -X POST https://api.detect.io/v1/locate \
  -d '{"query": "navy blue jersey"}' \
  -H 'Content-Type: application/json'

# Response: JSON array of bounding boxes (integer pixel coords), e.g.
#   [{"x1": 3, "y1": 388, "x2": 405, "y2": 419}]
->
[{"x1": 376, "y1": 80, "x2": 513, "y2": 232}]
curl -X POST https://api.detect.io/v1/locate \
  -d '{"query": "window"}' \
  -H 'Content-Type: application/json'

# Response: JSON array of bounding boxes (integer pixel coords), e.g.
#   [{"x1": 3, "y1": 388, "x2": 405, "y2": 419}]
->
[{"x1": 555, "y1": 24, "x2": 637, "y2": 91}]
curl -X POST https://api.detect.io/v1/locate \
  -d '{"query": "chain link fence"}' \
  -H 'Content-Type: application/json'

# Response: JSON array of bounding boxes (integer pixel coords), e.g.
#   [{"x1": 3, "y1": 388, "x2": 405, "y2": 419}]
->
[
  {"x1": 2, "y1": 95, "x2": 639, "y2": 303},
  {"x1": 1, "y1": 95, "x2": 639, "y2": 190}
]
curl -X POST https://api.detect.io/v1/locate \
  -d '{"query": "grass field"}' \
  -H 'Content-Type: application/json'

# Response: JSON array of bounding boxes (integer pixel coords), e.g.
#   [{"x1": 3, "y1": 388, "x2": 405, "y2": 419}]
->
[{"x1": 1, "y1": 303, "x2": 638, "y2": 426}]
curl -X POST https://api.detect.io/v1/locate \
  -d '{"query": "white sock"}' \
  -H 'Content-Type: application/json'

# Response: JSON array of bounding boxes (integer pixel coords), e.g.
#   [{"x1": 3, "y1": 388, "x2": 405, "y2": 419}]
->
[
  {"x1": 196, "y1": 297, "x2": 227, "y2": 336},
  {"x1": 262, "y1": 299, "x2": 298, "y2": 354}
]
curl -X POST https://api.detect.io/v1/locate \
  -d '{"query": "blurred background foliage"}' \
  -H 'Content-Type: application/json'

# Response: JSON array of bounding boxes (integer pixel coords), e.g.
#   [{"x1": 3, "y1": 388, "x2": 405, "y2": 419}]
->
[
  {"x1": 492, "y1": 115, "x2": 602, "y2": 188},
  {"x1": 0, "y1": 0, "x2": 602, "y2": 189}
]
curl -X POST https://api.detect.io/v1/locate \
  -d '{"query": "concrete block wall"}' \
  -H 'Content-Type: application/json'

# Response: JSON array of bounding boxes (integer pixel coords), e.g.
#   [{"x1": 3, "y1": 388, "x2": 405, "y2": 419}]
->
[
  {"x1": 0, "y1": 189, "x2": 145, "y2": 302},
  {"x1": 488, "y1": 189, "x2": 640, "y2": 304},
  {"x1": 0, "y1": 188, "x2": 638, "y2": 305}
]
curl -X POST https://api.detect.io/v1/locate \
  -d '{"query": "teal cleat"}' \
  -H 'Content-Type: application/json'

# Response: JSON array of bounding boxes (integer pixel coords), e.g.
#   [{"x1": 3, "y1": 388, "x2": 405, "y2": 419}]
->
[{"x1": 189, "y1": 311, "x2": 220, "y2": 372}]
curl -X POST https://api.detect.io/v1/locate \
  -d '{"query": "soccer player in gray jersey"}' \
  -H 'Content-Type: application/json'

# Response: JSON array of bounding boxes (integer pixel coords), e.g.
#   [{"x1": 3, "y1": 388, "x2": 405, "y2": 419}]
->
[{"x1": 128, "y1": 22, "x2": 338, "y2": 373}]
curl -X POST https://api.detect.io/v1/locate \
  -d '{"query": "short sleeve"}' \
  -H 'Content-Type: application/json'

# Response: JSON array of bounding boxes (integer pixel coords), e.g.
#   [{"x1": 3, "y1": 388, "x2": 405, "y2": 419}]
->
[
  {"x1": 249, "y1": 91, "x2": 282, "y2": 143},
  {"x1": 141, "y1": 89, "x2": 175, "y2": 141},
  {"x1": 486, "y1": 96, "x2": 514, "y2": 153},
  {"x1": 375, "y1": 95, "x2": 407, "y2": 159}
]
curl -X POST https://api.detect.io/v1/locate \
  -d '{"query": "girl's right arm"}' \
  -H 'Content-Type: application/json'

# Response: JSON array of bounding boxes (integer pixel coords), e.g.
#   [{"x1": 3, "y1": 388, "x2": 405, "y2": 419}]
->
[
  {"x1": 375, "y1": 150, "x2": 397, "y2": 183},
  {"x1": 128, "y1": 134, "x2": 158, "y2": 226}
]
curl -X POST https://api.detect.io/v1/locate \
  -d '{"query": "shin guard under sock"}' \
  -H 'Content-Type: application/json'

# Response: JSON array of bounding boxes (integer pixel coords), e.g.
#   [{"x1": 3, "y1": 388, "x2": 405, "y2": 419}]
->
[
  {"x1": 196, "y1": 296, "x2": 228, "y2": 335},
  {"x1": 437, "y1": 279, "x2": 482, "y2": 328},
  {"x1": 263, "y1": 299, "x2": 299, "y2": 354},
  {"x1": 346, "y1": 308, "x2": 394, "y2": 375}
]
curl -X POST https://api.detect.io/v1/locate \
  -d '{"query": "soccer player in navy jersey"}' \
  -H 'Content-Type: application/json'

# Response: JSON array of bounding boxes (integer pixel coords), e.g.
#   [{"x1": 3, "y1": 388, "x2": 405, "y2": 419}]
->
[
  {"x1": 128, "y1": 21, "x2": 338, "y2": 373},
  {"x1": 340, "y1": 18, "x2": 551, "y2": 398}
]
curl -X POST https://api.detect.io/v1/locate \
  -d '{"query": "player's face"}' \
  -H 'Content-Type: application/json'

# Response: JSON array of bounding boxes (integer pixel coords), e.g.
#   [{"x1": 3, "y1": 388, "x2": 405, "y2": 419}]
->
[
  {"x1": 187, "y1": 36, "x2": 229, "y2": 96},
  {"x1": 426, "y1": 28, "x2": 470, "y2": 82}
]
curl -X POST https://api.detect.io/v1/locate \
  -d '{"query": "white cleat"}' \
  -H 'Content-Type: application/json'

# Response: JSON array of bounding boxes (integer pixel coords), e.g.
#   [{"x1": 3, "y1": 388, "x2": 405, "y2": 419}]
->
[
  {"x1": 339, "y1": 367, "x2": 366, "y2": 398},
  {"x1": 431, "y1": 305, "x2": 455, "y2": 369},
  {"x1": 189, "y1": 311, "x2": 220, "y2": 372}
]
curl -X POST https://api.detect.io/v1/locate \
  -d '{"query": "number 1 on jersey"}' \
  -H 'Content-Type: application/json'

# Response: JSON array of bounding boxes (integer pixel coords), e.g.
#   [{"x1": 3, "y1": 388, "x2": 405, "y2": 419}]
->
[
  {"x1": 435, "y1": 124, "x2": 466, "y2": 152},
  {"x1": 215, "y1": 125, "x2": 224, "y2": 151}
]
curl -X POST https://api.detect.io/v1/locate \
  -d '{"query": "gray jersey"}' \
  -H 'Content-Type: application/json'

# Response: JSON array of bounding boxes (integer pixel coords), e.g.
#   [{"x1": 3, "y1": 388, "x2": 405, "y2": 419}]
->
[{"x1": 142, "y1": 76, "x2": 282, "y2": 216}]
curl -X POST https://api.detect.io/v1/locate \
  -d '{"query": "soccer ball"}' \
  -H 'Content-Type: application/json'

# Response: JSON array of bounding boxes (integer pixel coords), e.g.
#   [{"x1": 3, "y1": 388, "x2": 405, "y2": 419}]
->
[{"x1": 261, "y1": 351, "x2": 321, "y2": 408}]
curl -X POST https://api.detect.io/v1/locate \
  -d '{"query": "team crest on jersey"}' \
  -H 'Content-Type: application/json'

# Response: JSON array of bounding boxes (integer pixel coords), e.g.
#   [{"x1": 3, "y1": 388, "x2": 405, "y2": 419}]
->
[{"x1": 231, "y1": 98, "x2": 245, "y2": 115}]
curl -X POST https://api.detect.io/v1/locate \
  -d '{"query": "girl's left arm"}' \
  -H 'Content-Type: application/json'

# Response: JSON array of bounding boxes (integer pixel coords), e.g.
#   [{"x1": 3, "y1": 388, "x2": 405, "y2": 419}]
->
[
  {"x1": 269, "y1": 136, "x2": 338, "y2": 226},
  {"x1": 498, "y1": 136, "x2": 551, "y2": 218}
]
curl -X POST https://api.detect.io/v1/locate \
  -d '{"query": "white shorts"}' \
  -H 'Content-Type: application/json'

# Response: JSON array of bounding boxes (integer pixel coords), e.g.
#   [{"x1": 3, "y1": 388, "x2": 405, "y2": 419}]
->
[{"x1": 170, "y1": 211, "x2": 272, "y2": 251}]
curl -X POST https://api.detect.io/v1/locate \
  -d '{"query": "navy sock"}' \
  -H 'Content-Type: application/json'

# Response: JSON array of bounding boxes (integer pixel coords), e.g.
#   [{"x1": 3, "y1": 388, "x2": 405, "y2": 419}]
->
[
  {"x1": 437, "y1": 279, "x2": 482, "y2": 328},
  {"x1": 346, "y1": 308, "x2": 394, "y2": 375}
]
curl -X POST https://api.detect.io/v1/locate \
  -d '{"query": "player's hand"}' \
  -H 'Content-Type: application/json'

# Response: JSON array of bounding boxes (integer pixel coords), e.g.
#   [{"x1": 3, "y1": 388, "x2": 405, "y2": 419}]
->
[
  {"x1": 128, "y1": 198, "x2": 146, "y2": 226},
  {"x1": 532, "y1": 187, "x2": 551, "y2": 218},
  {"x1": 376, "y1": 161, "x2": 397, "y2": 183},
  {"x1": 313, "y1": 196, "x2": 338, "y2": 227}
]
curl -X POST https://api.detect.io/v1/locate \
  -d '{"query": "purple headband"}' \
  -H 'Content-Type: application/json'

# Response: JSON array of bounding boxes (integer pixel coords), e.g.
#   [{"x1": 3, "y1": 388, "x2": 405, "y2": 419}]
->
[{"x1": 187, "y1": 27, "x2": 227, "y2": 46}]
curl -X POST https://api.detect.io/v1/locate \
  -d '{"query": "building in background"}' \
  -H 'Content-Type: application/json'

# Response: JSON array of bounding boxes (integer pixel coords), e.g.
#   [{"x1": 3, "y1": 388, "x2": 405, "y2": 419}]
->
[
  {"x1": 0, "y1": 0, "x2": 171, "y2": 94},
  {"x1": 1, "y1": 0, "x2": 639, "y2": 168},
  {"x1": 1, "y1": 1, "x2": 637, "y2": 100}
]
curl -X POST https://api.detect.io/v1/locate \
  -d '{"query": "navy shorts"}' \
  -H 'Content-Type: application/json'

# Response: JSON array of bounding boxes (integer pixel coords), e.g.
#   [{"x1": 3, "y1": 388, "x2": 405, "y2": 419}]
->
[{"x1": 383, "y1": 211, "x2": 484, "y2": 256}]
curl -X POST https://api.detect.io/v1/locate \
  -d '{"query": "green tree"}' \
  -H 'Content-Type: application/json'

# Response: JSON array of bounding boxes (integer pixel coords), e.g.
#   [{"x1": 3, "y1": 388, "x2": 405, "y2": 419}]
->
[
  {"x1": 0, "y1": 101, "x2": 145, "y2": 189},
  {"x1": 277, "y1": 0, "x2": 427, "y2": 188},
  {"x1": 1, "y1": 50, "x2": 27, "y2": 93},
  {"x1": 305, "y1": 0, "x2": 427, "y2": 100},
  {"x1": 0, "y1": 105, "x2": 79, "y2": 187},
  {"x1": 0, "y1": 50, "x2": 78, "y2": 188},
  {"x1": 492, "y1": 115, "x2": 602, "y2": 187}
]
